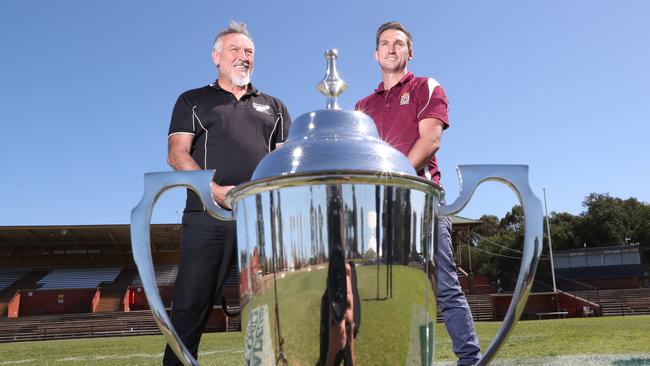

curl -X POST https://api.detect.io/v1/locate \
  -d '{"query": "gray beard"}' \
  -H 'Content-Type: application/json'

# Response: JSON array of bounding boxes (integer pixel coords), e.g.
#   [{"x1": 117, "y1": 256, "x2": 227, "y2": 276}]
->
[{"x1": 231, "y1": 71, "x2": 251, "y2": 87}]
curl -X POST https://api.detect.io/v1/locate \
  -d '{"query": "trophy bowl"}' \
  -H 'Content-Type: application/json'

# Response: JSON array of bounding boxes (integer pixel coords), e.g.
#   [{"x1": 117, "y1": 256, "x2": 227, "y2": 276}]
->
[{"x1": 130, "y1": 50, "x2": 543, "y2": 366}]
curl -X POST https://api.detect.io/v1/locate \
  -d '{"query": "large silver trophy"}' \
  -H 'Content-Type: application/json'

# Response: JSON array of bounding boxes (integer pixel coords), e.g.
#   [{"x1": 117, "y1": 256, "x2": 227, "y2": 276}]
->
[{"x1": 131, "y1": 49, "x2": 543, "y2": 365}]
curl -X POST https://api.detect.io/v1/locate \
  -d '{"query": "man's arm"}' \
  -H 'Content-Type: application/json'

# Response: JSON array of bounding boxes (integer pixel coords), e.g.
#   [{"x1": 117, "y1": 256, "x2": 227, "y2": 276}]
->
[
  {"x1": 406, "y1": 117, "x2": 444, "y2": 172},
  {"x1": 167, "y1": 134, "x2": 234, "y2": 207}
]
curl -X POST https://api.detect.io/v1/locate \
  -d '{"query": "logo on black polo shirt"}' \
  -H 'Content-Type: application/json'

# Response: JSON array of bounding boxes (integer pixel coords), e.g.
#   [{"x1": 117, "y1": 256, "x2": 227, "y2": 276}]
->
[
  {"x1": 253, "y1": 102, "x2": 272, "y2": 115},
  {"x1": 400, "y1": 92, "x2": 410, "y2": 105}
]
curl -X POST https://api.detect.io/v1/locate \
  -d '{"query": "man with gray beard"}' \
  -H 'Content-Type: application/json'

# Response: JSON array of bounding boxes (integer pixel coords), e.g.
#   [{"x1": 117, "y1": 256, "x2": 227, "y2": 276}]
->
[{"x1": 164, "y1": 21, "x2": 291, "y2": 365}]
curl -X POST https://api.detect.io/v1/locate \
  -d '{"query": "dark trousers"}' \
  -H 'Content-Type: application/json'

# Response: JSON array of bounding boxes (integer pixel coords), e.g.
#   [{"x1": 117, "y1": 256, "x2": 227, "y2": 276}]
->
[{"x1": 163, "y1": 211, "x2": 236, "y2": 366}]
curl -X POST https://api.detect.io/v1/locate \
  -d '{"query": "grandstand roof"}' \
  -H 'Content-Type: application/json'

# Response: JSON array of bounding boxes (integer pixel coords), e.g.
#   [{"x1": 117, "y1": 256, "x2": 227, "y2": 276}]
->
[
  {"x1": 0, "y1": 224, "x2": 181, "y2": 254},
  {"x1": 0, "y1": 215, "x2": 480, "y2": 255},
  {"x1": 450, "y1": 216, "x2": 481, "y2": 226},
  {"x1": 554, "y1": 244, "x2": 641, "y2": 255}
]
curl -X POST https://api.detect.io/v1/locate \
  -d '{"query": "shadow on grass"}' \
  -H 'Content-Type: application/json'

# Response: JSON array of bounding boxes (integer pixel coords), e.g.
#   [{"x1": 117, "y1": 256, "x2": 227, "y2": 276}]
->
[
  {"x1": 362, "y1": 297, "x2": 390, "y2": 301},
  {"x1": 612, "y1": 359, "x2": 650, "y2": 366}
]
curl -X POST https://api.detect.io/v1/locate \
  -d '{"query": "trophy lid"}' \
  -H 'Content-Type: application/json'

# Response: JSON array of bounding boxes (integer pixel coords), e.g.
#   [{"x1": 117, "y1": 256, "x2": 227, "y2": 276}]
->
[
  {"x1": 250, "y1": 49, "x2": 417, "y2": 183},
  {"x1": 251, "y1": 109, "x2": 416, "y2": 180}
]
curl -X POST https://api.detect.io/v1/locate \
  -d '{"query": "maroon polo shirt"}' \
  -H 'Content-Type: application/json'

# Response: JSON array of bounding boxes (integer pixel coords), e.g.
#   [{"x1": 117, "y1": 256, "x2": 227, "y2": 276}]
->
[{"x1": 355, "y1": 72, "x2": 449, "y2": 184}]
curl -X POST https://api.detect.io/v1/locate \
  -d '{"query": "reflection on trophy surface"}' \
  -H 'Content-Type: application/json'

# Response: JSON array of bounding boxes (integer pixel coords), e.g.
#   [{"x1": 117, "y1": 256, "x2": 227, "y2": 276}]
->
[
  {"x1": 131, "y1": 49, "x2": 543, "y2": 366},
  {"x1": 238, "y1": 184, "x2": 440, "y2": 366}
]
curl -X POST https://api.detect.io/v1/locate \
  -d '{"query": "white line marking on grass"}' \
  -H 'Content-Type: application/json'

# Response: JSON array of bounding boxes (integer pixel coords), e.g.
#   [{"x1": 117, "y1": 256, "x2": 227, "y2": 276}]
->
[
  {"x1": 0, "y1": 360, "x2": 37, "y2": 365},
  {"x1": 201, "y1": 350, "x2": 244, "y2": 355},
  {"x1": 56, "y1": 349, "x2": 243, "y2": 363},
  {"x1": 57, "y1": 353, "x2": 163, "y2": 362}
]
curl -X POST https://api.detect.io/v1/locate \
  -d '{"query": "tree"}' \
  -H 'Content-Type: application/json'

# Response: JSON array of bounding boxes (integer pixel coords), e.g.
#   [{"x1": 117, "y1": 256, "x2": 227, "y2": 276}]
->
[
  {"x1": 469, "y1": 212, "x2": 522, "y2": 290},
  {"x1": 578, "y1": 193, "x2": 629, "y2": 246},
  {"x1": 548, "y1": 193, "x2": 649, "y2": 263},
  {"x1": 500, "y1": 205, "x2": 524, "y2": 233},
  {"x1": 470, "y1": 193, "x2": 650, "y2": 289},
  {"x1": 548, "y1": 212, "x2": 582, "y2": 250}
]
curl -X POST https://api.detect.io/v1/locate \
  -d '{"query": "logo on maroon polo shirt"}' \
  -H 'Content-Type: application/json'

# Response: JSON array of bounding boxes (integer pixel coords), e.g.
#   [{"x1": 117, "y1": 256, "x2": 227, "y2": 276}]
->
[{"x1": 400, "y1": 92, "x2": 410, "y2": 105}]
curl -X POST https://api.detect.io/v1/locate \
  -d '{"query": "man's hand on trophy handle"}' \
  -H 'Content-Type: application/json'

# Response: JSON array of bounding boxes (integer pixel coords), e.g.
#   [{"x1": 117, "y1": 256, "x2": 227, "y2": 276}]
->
[{"x1": 211, "y1": 183, "x2": 235, "y2": 209}]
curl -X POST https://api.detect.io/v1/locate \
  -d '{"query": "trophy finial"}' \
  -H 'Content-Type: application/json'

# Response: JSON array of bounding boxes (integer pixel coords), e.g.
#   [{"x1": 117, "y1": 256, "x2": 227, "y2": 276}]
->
[{"x1": 316, "y1": 49, "x2": 347, "y2": 110}]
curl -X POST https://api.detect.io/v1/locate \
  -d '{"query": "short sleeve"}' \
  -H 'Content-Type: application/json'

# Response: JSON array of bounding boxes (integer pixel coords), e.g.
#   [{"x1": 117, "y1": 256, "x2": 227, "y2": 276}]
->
[
  {"x1": 414, "y1": 78, "x2": 449, "y2": 129},
  {"x1": 168, "y1": 94, "x2": 195, "y2": 137}
]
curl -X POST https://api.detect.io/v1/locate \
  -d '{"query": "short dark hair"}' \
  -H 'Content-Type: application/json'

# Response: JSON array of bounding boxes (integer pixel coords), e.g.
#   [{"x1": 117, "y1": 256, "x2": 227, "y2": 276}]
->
[{"x1": 375, "y1": 21, "x2": 413, "y2": 52}]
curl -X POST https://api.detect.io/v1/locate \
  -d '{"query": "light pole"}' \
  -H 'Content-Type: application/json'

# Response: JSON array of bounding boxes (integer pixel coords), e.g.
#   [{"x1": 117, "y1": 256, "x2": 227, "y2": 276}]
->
[{"x1": 543, "y1": 189, "x2": 557, "y2": 294}]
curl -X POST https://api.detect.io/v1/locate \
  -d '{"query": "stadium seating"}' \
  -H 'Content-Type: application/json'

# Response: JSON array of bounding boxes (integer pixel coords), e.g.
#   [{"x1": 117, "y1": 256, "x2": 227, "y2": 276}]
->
[
  {"x1": 36, "y1": 267, "x2": 122, "y2": 289},
  {"x1": 436, "y1": 293, "x2": 495, "y2": 322},
  {"x1": 131, "y1": 265, "x2": 178, "y2": 286},
  {"x1": 0, "y1": 310, "x2": 160, "y2": 342},
  {"x1": 0, "y1": 268, "x2": 32, "y2": 293},
  {"x1": 585, "y1": 288, "x2": 650, "y2": 316},
  {"x1": 223, "y1": 265, "x2": 240, "y2": 286},
  {"x1": 131, "y1": 264, "x2": 239, "y2": 288}
]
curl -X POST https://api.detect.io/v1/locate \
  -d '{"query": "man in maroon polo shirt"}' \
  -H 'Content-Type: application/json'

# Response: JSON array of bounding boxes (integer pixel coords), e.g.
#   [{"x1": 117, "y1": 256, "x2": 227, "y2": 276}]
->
[{"x1": 355, "y1": 21, "x2": 481, "y2": 366}]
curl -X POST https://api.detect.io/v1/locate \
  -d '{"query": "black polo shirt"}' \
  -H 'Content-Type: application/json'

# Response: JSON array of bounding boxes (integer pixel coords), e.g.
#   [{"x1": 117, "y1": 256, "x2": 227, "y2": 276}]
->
[{"x1": 168, "y1": 80, "x2": 291, "y2": 212}]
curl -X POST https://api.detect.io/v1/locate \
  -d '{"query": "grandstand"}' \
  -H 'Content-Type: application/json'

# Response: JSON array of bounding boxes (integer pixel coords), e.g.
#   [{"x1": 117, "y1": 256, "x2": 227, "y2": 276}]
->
[
  {"x1": 554, "y1": 245, "x2": 645, "y2": 289},
  {"x1": 0, "y1": 224, "x2": 240, "y2": 342},
  {"x1": 0, "y1": 222, "x2": 648, "y2": 343}
]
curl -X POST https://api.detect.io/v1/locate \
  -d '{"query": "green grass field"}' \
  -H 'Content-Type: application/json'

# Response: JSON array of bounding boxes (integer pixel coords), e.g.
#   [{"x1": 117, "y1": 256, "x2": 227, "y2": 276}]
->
[
  {"x1": 0, "y1": 316, "x2": 649, "y2": 365},
  {"x1": 1, "y1": 265, "x2": 649, "y2": 365}
]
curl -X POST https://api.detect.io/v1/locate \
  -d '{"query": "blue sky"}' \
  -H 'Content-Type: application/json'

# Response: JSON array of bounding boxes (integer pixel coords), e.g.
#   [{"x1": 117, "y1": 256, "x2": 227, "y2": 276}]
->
[{"x1": 1, "y1": 1, "x2": 648, "y2": 225}]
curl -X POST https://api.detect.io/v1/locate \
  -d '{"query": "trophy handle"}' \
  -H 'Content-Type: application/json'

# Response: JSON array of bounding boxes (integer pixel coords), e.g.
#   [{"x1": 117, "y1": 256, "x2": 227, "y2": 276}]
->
[
  {"x1": 130, "y1": 170, "x2": 234, "y2": 366},
  {"x1": 438, "y1": 164, "x2": 543, "y2": 366}
]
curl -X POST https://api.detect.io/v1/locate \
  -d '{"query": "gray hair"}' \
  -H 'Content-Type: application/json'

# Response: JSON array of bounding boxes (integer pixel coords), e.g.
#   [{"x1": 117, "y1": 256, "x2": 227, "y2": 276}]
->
[{"x1": 212, "y1": 21, "x2": 253, "y2": 52}]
